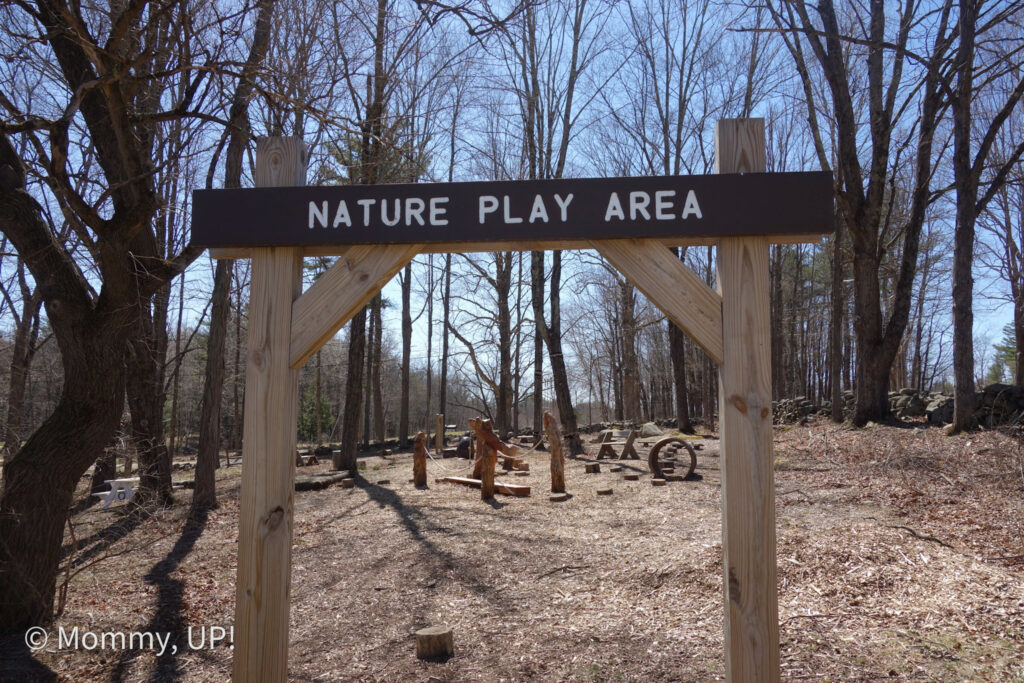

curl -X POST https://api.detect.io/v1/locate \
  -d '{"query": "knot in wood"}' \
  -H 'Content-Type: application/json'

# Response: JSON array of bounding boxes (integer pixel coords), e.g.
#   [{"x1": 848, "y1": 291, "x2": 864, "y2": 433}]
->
[
  {"x1": 728, "y1": 566, "x2": 741, "y2": 604},
  {"x1": 263, "y1": 506, "x2": 285, "y2": 533}
]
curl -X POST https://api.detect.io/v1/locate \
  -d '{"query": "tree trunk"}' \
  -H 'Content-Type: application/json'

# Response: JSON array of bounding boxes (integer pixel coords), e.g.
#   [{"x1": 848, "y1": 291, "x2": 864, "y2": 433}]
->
[
  {"x1": 399, "y1": 263, "x2": 412, "y2": 448},
  {"x1": 372, "y1": 295, "x2": 385, "y2": 445},
  {"x1": 362, "y1": 296, "x2": 375, "y2": 447},
  {"x1": 0, "y1": 313, "x2": 130, "y2": 630},
  {"x1": 192, "y1": 259, "x2": 232, "y2": 515},
  {"x1": 126, "y1": 299, "x2": 173, "y2": 505},
  {"x1": 531, "y1": 252, "x2": 545, "y2": 436},
  {"x1": 542, "y1": 252, "x2": 583, "y2": 454},
  {"x1": 668, "y1": 249, "x2": 693, "y2": 433},
  {"x1": 620, "y1": 279, "x2": 641, "y2": 422},
  {"x1": 829, "y1": 211, "x2": 845, "y2": 423},
  {"x1": 439, "y1": 254, "x2": 451, "y2": 425},
  {"x1": 335, "y1": 306, "x2": 367, "y2": 472},
  {"x1": 2, "y1": 287, "x2": 41, "y2": 465}
]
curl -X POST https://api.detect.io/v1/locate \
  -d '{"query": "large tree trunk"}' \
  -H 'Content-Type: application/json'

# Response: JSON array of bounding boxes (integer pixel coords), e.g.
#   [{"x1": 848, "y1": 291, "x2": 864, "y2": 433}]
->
[
  {"x1": 0, "y1": 308, "x2": 130, "y2": 630},
  {"x1": 335, "y1": 307, "x2": 367, "y2": 472},
  {"x1": 192, "y1": 259, "x2": 232, "y2": 515},
  {"x1": 126, "y1": 299, "x2": 173, "y2": 505}
]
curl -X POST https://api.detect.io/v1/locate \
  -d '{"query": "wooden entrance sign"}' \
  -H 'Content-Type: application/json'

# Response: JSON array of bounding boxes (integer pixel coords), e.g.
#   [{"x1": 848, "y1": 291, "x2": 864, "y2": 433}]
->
[{"x1": 194, "y1": 120, "x2": 830, "y2": 683}]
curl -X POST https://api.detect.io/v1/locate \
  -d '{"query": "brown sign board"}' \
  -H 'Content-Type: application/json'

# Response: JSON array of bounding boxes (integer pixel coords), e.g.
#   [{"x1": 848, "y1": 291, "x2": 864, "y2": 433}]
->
[{"x1": 190, "y1": 171, "x2": 832, "y2": 248}]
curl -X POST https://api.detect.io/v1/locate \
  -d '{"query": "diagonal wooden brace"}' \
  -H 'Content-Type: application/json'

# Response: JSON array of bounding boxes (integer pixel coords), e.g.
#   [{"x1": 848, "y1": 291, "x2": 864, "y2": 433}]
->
[{"x1": 289, "y1": 244, "x2": 421, "y2": 368}]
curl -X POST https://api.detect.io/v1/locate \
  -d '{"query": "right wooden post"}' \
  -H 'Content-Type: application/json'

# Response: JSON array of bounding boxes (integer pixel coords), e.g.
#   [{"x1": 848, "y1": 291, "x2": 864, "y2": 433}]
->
[{"x1": 715, "y1": 118, "x2": 779, "y2": 683}]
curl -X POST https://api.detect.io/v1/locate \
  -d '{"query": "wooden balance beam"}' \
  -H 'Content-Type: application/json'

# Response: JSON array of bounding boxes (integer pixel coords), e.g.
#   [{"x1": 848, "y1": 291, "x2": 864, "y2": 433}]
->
[{"x1": 439, "y1": 476, "x2": 530, "y2": 497}]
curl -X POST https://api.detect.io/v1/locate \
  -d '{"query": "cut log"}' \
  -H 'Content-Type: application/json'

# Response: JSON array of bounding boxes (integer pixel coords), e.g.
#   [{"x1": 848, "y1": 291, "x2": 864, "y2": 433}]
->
[
  {"x1": 623, "y1": 473, "x2": 639, "y2": 481},
  {"x1": 549, "y1": 492, "x2": 569, "y2": 502},
  {"x1": 585, "y1": 463, "x2": 601, "y2": 474},
  {"x1": 652, "y1": 478, "x2": 667, "y2": 486},
  {"x1": 439, "y1": 476, "x2": 530, "y2": 497},
  {"x1": 544, "y1": 411, "x2": 566, "y2": 494},
  {"x1": 413, "y1": 432, "x2": 428, "y2": 487},
  {"x1": 596, "y1": 487, "x2": 613, "y2": 495},
  {"x1": 514, "y1": 461, "x2": 529, "y2": 472},
  {"x1": 513, "y1": 470, "x2": 530, "y2": 477},
  {"x1": 609, "y1": 466, "x2": 623, "y2": 473},
  {"x1": 340, "y1": 478, "x2": 355, "y2": 489},
  {"x1": 415, "y1": 625, "x2": 454, "y2": 660},
  {"x1": 441, "y1": 447, "x2": 458, "y2": 458},
  {"x1": 376, "y1": 479, "x2": 390, "y2": 485},
  {"x1": 665, "y1": 474, "x2": 685, "y2": 482}
]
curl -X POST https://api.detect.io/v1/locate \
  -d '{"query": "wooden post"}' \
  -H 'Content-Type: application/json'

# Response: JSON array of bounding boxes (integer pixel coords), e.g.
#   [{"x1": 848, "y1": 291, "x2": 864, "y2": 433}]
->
[
  {"x1": 233, "y1": 137, "x2": 306, "y2": 683},
  {"x1": 543, "y1": 411, "x2": 565, "y2": 494},
  {"x1": 435, "y1": 414, "x2": 444, "y2": 454},
  {"x1": 479, "y1": 441, "x2": 496, "y2": 500},
  {"x1": 715, "y1": 119, "x2": 779, "y2": 683},
  {"x1": 412, "y1": 431, "x2": 427, "y2": 487}
]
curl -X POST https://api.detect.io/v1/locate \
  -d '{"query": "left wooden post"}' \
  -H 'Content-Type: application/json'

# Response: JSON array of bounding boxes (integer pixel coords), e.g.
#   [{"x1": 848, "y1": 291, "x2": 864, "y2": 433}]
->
[{"x1": 233, "y1": 137, "x2": 306, "y2": 683}]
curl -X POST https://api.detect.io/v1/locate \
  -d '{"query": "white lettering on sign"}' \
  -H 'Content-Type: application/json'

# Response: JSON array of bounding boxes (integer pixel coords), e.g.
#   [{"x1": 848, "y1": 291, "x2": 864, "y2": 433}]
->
[
  {"x1": 604, "y1": 189, "x2": 701, "y2": 222},
  {"x1": 333, "y1": 200, "x2": 351, "y2": 227},
  {"x1": 479, "y1": 196, "x2": 499, "y2": 223},
  {"x1": 655, "y1": 190, "x2": 675, "y2": 219},
  {"x1": 503, "y1": 195, "x2": 523, "y2": 224},
  {"x1": 604, "y1": 192, "x2": 624, "y2": 222},
  {"x1": 629, "y1": 192, "x2": 651, "y2": 220},
  {"x1": 529, "y1": 195, "x2": 549, "y2": 223},
  {"x1": 310, "y1": 201, "x2": 329, "y2": 229},
  {"x1": 682, "y1": 189, "x2": 702, "y2": 219},
  {"x1": 554, "y1": 193, "x2": 573, "y2": 221},
  {"x1": 405, "y1": 198, "x2": 425, "y2": 226},
  {"x1": 430, "y1": 197, "x2": 449, "y2": 225}
]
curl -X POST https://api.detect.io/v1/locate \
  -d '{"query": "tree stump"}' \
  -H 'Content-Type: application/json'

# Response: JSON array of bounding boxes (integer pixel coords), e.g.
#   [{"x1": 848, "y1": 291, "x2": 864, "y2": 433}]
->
[
  {"x1": 585, "y1": 463, "x2": 601, "y2": 474},
  {"x1": 623, "y1": 473, "x2": 639, "y2": 481},
  {"x1": 415, "y1": 625, "x2": 454, "y2": 660},
  {"x1": 340, "y1": 478, "x2": 355, "y2": 488},
  {"x1": 413, "y1": 432, "x2": 427, "y2": 487},
  {"x1": 544, "y1": 412, "x2": 566, "y2": 494}
]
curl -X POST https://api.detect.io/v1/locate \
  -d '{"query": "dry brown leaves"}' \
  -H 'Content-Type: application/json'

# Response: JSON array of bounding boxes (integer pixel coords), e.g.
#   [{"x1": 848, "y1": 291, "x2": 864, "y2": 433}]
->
[{"x1": 29, "y1": 422, "x2": 1024, "y2": 681}]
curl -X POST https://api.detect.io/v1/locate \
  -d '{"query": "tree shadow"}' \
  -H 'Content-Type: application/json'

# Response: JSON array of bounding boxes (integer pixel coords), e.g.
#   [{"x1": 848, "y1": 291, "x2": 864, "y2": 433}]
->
[
  {"x1": 109, "y1": 508, "x2": 210, "y2": 683},
  {"x1": 61, "y1": 506, "x2": 150, "y2": 567},
  {"x1": 0, "y1": 633, "x2": 57, "y2": 682}
]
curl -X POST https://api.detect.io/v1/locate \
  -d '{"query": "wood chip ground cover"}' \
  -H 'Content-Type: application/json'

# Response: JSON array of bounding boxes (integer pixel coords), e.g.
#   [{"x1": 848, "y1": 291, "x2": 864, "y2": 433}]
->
[{"x1": 14, "y1": 421, "x2": 1024, "y2": 681}]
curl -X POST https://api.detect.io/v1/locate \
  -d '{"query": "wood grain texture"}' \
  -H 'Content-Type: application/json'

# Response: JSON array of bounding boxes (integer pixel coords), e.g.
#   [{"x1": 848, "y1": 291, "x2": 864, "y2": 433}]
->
[
  {"x1": 209, "y1": 234, "x2": 821, "y2": 260},
  {"x1": 715, "y1": 119, "x2": 779, "y2": 683},
  {"x1": 594, "y1": 239, "x2": 723, "y2": 364},
  {"x1": 543, "y1": 411, "x2": 565, "y2": 494},
  {"x1": 233, "y1": 137, "x2": 305, "y2": 683},
  {"x1": 288, "y1": 243, "x2": 420, "y2": 368}
]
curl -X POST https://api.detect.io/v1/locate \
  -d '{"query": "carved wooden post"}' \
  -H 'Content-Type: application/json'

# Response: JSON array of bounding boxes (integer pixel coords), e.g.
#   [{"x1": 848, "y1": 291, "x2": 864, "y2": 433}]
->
[
  {"x1": 413, "y1": 431, "x2": 427, "y2": 487},
  {"x1": 479, "y1": 441, "x2": 496, "y2": 500},
  {"x1": 233, "y1": 137, "x2": 306, "y2": 683},
  {"x1": 543, "y1": 412, "x2": 565, "y2": 494},
  {"x1": 715, "y1": 119, "x2": 779, "y2": 683}
]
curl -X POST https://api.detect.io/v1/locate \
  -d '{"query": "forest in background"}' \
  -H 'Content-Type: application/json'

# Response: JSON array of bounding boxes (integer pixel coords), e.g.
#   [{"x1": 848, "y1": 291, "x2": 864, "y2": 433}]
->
[{"x1": 0, "y1": 0, "x2": 1022, "y2": 632}]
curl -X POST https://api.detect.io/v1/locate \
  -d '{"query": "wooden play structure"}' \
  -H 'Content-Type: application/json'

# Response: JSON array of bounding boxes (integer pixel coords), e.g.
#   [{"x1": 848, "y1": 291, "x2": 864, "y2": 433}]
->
[
  {"x1": 648, "y1": 436, "x2": 698, "y2": 479},
  {"x1": 191, "y1": 119, "x2": 832, "y2": 683},
  {"x1": 596, "y1": 429, "x2": 640, "y2": 460}
]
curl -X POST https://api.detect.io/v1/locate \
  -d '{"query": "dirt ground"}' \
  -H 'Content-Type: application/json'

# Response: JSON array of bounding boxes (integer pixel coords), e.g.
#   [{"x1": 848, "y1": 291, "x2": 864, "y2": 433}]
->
[{"x1": 6, "y1": 420, "x2": 1024, "y2": 682}]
